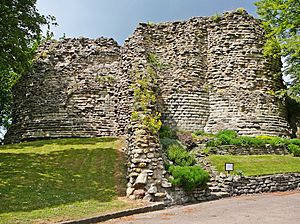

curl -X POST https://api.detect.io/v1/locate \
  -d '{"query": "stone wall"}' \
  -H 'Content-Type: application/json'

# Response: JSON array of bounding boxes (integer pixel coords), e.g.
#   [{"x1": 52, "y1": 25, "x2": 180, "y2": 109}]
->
[
  {"x1": 5, "y1": 10, "x2": 294, "y2": 144},
  {"x1": 204, "y1": 11, "x2": 289, "y2": 136},
  {"x1": 122, "y1": 10, "x2": 291, "y2": 136},
  {"x1": 5, "y1": 38, "x2": 121, "y2": 143},
  {"x1": 209, "y1": 145, "x2": 289, "y2": 155},
  {"x1": 167, "y1": 173, "x2": 300, "y2": 204}
]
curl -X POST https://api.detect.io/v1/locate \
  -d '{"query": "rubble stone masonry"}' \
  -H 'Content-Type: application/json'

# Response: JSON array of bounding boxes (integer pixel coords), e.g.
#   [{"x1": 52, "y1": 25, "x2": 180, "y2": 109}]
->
[{"x1": 4, "y1": 10, "x2": 299, "y2": 201}]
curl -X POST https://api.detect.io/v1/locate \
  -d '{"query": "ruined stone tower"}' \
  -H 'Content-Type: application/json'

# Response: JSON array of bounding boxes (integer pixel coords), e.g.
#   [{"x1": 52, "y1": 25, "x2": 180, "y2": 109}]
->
[{"x1": 4, "y1": 10, "x2": 292, "y2": 143}]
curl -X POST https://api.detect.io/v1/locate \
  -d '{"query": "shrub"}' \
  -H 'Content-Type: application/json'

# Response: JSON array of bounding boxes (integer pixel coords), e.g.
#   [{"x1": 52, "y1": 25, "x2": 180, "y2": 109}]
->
[
  {"x1": 167, "y1": 145, "x2": 196, "y2": 166},
  {"x1": 289, "y1": 138, "x2": 300, "y2": 145},
  {"x1": 267, "y1": 136, "x2": 287, "y2": 147},
  {"x1": 216, "y1": 130, "x2": 238, "y2": 145},
  {"x1": 159, "y1": 125, "x2": 177, "y2": 139},
  {"x1": 168, "y1": 165, "x2": 210, "y2": 191},
  {"x1": 160, "y1": 137, "x2": 181, "y2": 151},
  {"x1": 176, "y1": 131, "x2": 196, "y2": 150},
  {"x1": 206, "y1": 139, "x2": 223, "y2": 147},
  {"x1": 288, "y1": 144, "x2": 300, "y2": 157},
  {"x1": 236, "y1": 136, "x2": 265, "y2": 147}
]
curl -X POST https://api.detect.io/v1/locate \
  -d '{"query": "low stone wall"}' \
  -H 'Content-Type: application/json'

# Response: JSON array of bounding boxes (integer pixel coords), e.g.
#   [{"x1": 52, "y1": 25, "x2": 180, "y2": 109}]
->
[
  {"x1": 166, "y1": 173, "x2": 300, "y2": 205},
  {"x1": 209, "y1": 145, "x2": 289, "y2": 155}
]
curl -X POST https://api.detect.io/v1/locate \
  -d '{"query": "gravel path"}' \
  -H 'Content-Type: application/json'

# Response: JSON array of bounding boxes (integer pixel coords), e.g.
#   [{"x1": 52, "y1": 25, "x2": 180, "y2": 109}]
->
[{"x1": 103, "y1": 190, "x2": 300, "y2": 224}]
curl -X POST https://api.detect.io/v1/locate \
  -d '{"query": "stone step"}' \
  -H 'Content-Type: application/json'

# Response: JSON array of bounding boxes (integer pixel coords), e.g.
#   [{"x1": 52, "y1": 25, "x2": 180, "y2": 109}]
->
[{"x1": 211, "y1": 191, "x2": 230, "y2": 199}]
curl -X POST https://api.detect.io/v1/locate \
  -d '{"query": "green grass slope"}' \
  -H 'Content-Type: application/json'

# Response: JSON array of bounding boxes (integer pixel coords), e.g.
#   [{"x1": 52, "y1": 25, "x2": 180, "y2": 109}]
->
[
  {"x1": 209, "y1": 155, "x2": 300, "y2": 176},
  {"x1": 0, "y1": 137, "x2": 135, "y2": 224}
]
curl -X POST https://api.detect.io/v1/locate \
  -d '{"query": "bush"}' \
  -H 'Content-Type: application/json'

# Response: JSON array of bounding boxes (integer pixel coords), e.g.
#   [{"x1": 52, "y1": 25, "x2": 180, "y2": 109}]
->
[
  {"x1": 159, "y1": 125, "x2": 177, "y2": 139},
  {"x1": 169, "y1": 165, "x2": 210, "y2": 191},
  {"x1": 216, "y1": 130, "x2": 238, "y2": 145},
  {"x1": 206, "y1": 139, "x2": 222, "y2": 147},
  {"x1": 267, "y1": 137, "x2": 287, "y2": 147},
  {"x1": 289, "y1": 138, "x2": 300, "y2": 145},
  {"x1": 167, "y1": 145, "x2": 196, "y2": 166},
  {"x1": 176, "y1": 131, "x2": 196, "y2": 150},
  {"x1": 288, "y1": 144, "x2": 300, "y2": 157},
  {"x1": 236, "y1": 136, "x2": 265, "y2": 147},
  {"x1": 160, "y1": 137, "x2": 181, "y2": 151}
]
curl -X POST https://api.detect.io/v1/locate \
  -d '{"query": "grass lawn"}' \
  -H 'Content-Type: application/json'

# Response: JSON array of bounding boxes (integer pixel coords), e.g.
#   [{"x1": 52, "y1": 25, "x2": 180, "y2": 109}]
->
[
  {"x1": 0, "y1": 137, "x2": 139, "y2": 224},
  {"x1": 208, "y1": 155, "x2": 300, "y2": 176}
]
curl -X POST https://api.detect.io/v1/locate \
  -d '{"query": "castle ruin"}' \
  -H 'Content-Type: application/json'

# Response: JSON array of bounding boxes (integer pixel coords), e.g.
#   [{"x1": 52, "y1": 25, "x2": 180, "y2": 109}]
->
[{"x1": 4, "y1": 10, "x2": 299, "y2": 201}]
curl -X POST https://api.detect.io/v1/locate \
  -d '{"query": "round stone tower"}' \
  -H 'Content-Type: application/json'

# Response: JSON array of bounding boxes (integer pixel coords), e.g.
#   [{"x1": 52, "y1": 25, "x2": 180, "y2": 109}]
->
[
  {"x1": 204, "y1": 10, "x2": 290, "y2": 136},
  {"x1": 4, "y1": 37, "x2": 121, "y2": 144}
]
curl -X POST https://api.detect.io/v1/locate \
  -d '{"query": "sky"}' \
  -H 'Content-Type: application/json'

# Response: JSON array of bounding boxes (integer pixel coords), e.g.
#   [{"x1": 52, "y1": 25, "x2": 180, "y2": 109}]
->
[{"x1": 36, "y1": 0, "x2": 258, "y2": 45}]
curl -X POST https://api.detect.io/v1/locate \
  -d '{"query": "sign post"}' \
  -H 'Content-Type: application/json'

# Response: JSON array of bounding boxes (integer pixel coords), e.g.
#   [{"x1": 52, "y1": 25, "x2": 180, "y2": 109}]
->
[{"x1": 225, "y1": 163, "x2": 234, "y2": 175}]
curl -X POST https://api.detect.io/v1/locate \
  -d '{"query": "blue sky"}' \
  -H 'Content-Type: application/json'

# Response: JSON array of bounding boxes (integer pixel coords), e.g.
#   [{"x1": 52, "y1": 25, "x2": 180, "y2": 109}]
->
[{"x1": 37, "y1": 0, "x2": 258, "y2": 44}]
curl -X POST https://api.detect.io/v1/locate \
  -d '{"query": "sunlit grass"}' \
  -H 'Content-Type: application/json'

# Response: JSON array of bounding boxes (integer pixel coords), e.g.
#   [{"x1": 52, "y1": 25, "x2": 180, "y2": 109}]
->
[
  {"x1": 209, "y1": 155, "x2": 300, "y2": 176},
  {"x1": 0, "y1": 137, "x2": 131, "y2": 224}
]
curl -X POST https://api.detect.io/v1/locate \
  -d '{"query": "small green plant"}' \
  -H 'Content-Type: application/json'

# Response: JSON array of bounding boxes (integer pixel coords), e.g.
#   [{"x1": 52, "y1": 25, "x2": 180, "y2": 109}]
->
[
  {"x1": 130, "y1": 52, "x2": 162, "y2": 134},
  {"x1": 193, "y1": 130, "x2": 206, "y2": 136},
  {"x1": 168, "y1": 165, "x2": 210, "y2": 191},
  {"x1": 160, "y1": 137, "x2": 182, "y2": 151},
  {"x1": 192, "y1": 130, "x2": 215, "y2": 138},
  {"x1": 167, "y1": 144, "x2": 196, "y2": 166},
  {"x1": 236, "y1": 8, "x2": 245, "y2": 13},
  {"x1": 97, "y1": 75, "x2": 116, "y2": 84},
  {"x1": 206, "y1": 138, "x2": 223, "y2": 147},
  {"x1": 147, "y1": 21, "x2": 155, "y2": 27},
  {"x1": 236, "y1": 169, "x2": 245, "y2": 177},
  {"x1": 159, "y1": 125, "x2": 177, "y2": 139},
  {"x1": 211, "y1": 13, "x2": 221, "y2": 22},
  {"x1": 288, "y1": 144, "x2": 300, "y2": 157}
]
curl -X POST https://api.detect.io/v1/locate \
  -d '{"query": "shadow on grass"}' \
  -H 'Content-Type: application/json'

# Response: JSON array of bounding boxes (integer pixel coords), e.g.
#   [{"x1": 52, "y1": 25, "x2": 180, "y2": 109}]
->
[
  {"x1": 0, "y1": 146, "x2": 125, "y2": 213},
  {"x1": 1, "y1": 137, "x2": 118, "y2": 149}
]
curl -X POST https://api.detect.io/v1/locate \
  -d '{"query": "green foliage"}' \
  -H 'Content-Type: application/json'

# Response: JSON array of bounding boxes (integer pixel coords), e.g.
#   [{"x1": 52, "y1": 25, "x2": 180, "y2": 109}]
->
[
  {"x1": 193, "y1": 130, "x2": 207, "y2": 136},
  {"x1": 211, "y1": 13, "x2": 222, "y2": 22},
  {"x1": 147, "y1": 21, "x2": 155, "y2": 27},
  {"x1": 0, "y1": 0, "x2": 56, "y2": 128},
  {"x1": 236, "y1": 8, "x2": 246, "y2": 13},
  {"x1": 205, "y1": 129, "x2": 300, "y2": 156},
  {"x1": 160, "y1": 137, "x2": 182, "y2": 151},
  {"x1": 288, "y1": 144, "x2": 300, "y2": 156},
  {"x1": 167, "y1": 144, "x2": 196, "y2": 166},
  {"x1": 289, "y1": 138, "x2": 300, "y2": 145},
  {"x1": 236, "y1": 169, "x2": 245, "y2": 177},
  {"x1": 97, "y1": 75, "x2": 116, "y2": 84},
  {"x1": 130, "y1": 52, "x2": 163, "y2": 134},
  {"x1": 147, "y1": 52, "x2": 163, "y2": 68},
  {"x1": 216, "y1": 130, "x2": 238, "y2": 144},
  {"x1": 159, "y1": 125, "x2": 177, "y2": 139},
  {"x1": 163, "y1": 128, "x2": 210, "y2": 191},
  {"x1": 255, "y1": 0, "x2": 300, "y2": 98},
  {"x1": 168, "y1": 165, "x2": 210, "y2": 191}
]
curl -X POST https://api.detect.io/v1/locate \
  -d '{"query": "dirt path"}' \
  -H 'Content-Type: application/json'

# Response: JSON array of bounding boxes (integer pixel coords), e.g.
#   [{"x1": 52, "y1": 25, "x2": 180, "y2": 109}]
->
[{"x1": 103, "y1": 191, "x2": 300, "y2": 224}]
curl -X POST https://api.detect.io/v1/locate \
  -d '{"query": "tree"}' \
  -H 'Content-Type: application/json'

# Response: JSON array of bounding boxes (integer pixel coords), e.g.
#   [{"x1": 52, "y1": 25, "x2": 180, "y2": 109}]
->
[
  {"x1": 255, "y1": 0, "x2": 300, "y2": 98},
  {"x1": 0, "y1": 0, "x2": 55, "y2": 128}
]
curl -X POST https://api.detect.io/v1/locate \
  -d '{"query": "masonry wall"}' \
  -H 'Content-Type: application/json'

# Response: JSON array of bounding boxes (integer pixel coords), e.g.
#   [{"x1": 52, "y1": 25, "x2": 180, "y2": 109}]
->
[
  {"x1": 121, "y1": 10, "x2": 291, "y2": 137},
  {"x1": 5, "y1": 10, "x2": 293, "y2": 145},
  {"x1": 204, "y1": 11, "x2": 290, "y2": 136},
  {"x1": 4, "y1": 38, "x2": 121, "y2": 144}
]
